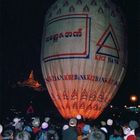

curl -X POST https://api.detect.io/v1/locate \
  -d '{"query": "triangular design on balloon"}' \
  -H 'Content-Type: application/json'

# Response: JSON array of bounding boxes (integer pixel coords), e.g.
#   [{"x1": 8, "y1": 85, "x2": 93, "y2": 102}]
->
[
  {"x1": 53, "y1": 4, "x2": 58, "y2": 10},
  {"x1": 98, "y1": 7, "x2": 104, "y2": 14},
  {"x1": 76, "y1": 0, "x2": 82, "y2": 5},
  {"x1": 26, "y1": 105, "x2": 34, "y2": 114},
  {"x1": 80, "y1": 89, "x2": 88, "y2": 100},
  {"x1": 104, "y1": 2, "x2": 110, "y2": 9},
  {"x1": 96, "y1": 24, "x2": 119, "y2": 59},
  {"x1": 56, "y1": 8, "x2": 61, "y2": 15},
  {"x1": 79, "y1": 102, "x2": 85, "y2": 109},
  {"x1": 83, "y1": 5, "x2": 90, "y2": 12},
  {"x1": 90, "y1": 0, "x2": 97, "y2": 6},
  {"x1": 63, "y1": 1, "x2": 69, "y2": 7},
  {"x1": 63, "y1": 90, "x2": 69, "y2": 100},
  {"x1": 111, "y1": 10, "x2": 116, "y2": 17},
  {"x1": 69, "y1": 5, "x2": 75, "y2": 12},
  {"x1": 71, "y1": 89, "x2": 78, "y2": 100}
]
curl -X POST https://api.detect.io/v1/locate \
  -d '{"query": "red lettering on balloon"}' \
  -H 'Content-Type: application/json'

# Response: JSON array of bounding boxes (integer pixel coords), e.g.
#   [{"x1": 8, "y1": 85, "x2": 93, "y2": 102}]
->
[
  {"x1": 80, "y1": 89, "x2": 88, "y2": 100},
  {"x1": 71, "y1": 90, "x2": 78, "y2": 100},
  {"x1": 95, "y1": 55, "x2": 106, "y2": 61}
]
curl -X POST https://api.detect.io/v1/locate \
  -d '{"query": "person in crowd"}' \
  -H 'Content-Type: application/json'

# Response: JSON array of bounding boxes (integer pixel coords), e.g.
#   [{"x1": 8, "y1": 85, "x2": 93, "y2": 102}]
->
[
  {"x1": 23, "y1": 125, "x2": 32, "y2": 140},
  {"x1": 123, "y1": 123, "x2": 136, "y2": 140},
  {"x1": 62, "y1": 118, "x2": 78, "y2": 140},
  {"x1": 100, "y1": 121, "x2": 106, "y2": 127},
  {"x1": 82, "y1": 124, "x2": 91, "y2": 140},
  {"x1": 109, "y1": 125, "x2": 124, "y2": 140},
  {"x1": 36, "y1": 122, "x2": 48, "y2": 140},
  {"x1": 44, "y1": 117, "x2": 50, "y2": 124},
  {"x1": 123, "y1": 120, "x2": 139, "y2": 140},
  {"x1": 62, "y1": 124, "x2": 69, "y2": 140},
  {"x1": 0, "y1": 122, "x2": 14, "y2": 140},
  {"x1": 23, "y1": 118, "x2": 33, "y2": 140},
  {"x1": 47, "y1": 128, "x2": 59, "y2": 140},
  {"x1": 106, "y1": 119, "x2": 114, "y2": 136},
  {"x1": 129, "y1": 120, "x2": 139, "y2": 131},
  {"x1": 14, "y1": 128, "x2": 31, "y2": 140},
  {"x1": 0, "y1": 124, "x2": 2, "y2": 140},
  {"x1": 47, "y1": 122, "x2": 59, "y2": 140},
  {"x1": 1, "y1": 110, "x2": 140, "y2": 140},
  {"x1": 31, "y1": 117, "x2": 41, "y2": 139},
  {"x1": 76, "y1": 115, "x2": 85, "y2": 137},
  {"x1": 13, "y1": 118, "x2": 30, "y2": 140},
  {"x1": 88, "y1": 126, "x2": 106, "y2": 140},
  {"x1": 100, "y1": 127, "x2": 108, "y2": 139},
  {"x1": 12, "y1": 117, "x2": 22, "y2": 133},
  {"x1": 135, "y1": 127, "x2": 140, "y2": 140},
  {"x1": 125, "y1": 120, "x2": 139, "y2": 140},
  {"x1": 43, "y1": 116, "x2": 59, "y2": 140}
]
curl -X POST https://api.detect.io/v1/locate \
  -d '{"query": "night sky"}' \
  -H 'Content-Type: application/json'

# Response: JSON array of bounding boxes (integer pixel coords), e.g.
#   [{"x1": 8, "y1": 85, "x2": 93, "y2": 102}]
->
[{"x1": 1, "y1": 0, "x2": 140, "y2": 118}]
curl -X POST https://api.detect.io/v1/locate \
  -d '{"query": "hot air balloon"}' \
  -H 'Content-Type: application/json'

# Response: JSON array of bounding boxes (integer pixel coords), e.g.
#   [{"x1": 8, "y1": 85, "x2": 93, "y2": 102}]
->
[{"x1": 41, "y1": 0, "x2": 127, "y2": 119}]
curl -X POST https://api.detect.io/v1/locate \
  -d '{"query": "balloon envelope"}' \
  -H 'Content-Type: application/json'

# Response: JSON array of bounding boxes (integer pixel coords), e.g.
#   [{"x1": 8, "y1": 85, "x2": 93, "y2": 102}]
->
[{"x1": 41, "y1": 0, "x2": 127, "y2": 119}]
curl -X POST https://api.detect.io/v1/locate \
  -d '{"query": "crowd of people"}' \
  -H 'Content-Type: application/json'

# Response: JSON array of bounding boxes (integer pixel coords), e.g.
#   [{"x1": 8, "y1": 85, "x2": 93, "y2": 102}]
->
[{"x1": 0, "y1": 113, "x2": 140, "y2": 140}]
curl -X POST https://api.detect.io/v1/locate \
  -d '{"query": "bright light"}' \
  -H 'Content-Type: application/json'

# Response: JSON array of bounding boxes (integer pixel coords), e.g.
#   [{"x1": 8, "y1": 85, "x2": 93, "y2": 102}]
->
[
  {"x1": 131, "y1": 96, "x2": 136, "y2": 101},
  {"x1": 124, "y1": 105, "x2": 127, "y2": 108},
  {"x1": 110, "y1": 105, "x2": 113, "y2": 108},
  {"x1": 130, "y1": 95, "x2": 138, "y2": 102}
]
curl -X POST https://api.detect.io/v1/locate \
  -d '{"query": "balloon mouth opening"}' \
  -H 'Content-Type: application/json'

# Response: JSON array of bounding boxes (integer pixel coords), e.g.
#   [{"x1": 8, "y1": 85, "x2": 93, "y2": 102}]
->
[{"x1": 60, "y1": 114, "x2": 98, "y2": 120}]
